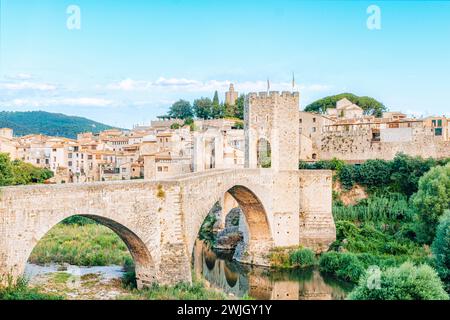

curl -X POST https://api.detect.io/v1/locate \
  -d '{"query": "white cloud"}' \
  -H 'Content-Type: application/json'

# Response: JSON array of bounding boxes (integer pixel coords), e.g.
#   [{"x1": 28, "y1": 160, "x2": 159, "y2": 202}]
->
[
  {"x1": 4, "y1": 73, "x2": 34, "y2": 80},
  {"x1": 0, "y1": 97, "x2": 114, "y2": 108},
  {"x1": 106, "y1": 77, "x2": 332, "y2": 94},
  {"x1": 0, "y1": 81, "x2": 56, "y2": 91}
]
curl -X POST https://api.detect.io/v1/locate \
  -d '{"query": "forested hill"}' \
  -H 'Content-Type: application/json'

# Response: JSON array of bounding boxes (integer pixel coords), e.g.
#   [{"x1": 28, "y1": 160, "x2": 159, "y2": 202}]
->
[
  {"x1": 304, "y1": 93, "x2": 387, "y2": 117},
  {"x1": 0, "y1": 111, "x2": 118, "y2": 139}
]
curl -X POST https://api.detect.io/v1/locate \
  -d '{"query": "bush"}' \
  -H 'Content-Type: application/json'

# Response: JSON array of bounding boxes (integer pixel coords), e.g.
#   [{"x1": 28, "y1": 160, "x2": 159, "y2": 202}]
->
[
  {"x1": 338, "y1": 165, "x2": 357, "y2": 190},
  {"x1": 121, "y1": 256, "x2": 137, "y2": 289},
  {"x1": 0, "y1": 153, "x2": 53, "y2": 186},
  {"x1": 319, "y1": 252, "x2": 365, "y2": 283},
  {"x1": 348, "y1": 262, "x2": 449, "y2": 300},
  {"x1": 432, "y1": 210, "x2": 450, "y2": 291},
  {"x1": 0, "y1": 277, "x2": 62, "y2": 300},
  {"x1": 357, "y1": 159, "x2": 391, "y2": 190},
  {"x1": 61, "y1": 215, "x2": 96, "y2": 225},
  {"x1": 390, "y1": 153, "x2": 437, "y2": 196},
  {"x1": 331, "y1": 221, "x2": 428, "y2": 263},
  {"x1": 412, "y1": 163, "x2": 450, "y2": 243},
  {"x1": 333, "y1": 193, "x2": 413, "y2": 222},
  {"x1": 288, "y1": 248, "x2": 316, "y2": 268}
]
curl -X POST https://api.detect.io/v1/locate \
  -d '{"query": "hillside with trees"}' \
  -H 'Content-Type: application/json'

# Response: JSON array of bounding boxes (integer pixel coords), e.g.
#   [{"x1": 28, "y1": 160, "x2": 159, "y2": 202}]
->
[
  {"x1": 0, "y1": 111, "x2": 118, "y2": 139},
  {"x1": 304, "y1": 93, "x2": 387, "y2": 117}
]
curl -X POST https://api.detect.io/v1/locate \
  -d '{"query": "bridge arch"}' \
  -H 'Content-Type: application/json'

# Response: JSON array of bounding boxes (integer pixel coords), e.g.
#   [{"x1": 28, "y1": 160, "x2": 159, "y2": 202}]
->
[
  {"x1": 225, "y1": 185, "x2": 271, "y2": 243},
  {"x1": 24, "y1": 214, "x2": 156, "y2": 289},
  {"x1": 190, "y1": 183, "x2": 273, "y2": 266}
]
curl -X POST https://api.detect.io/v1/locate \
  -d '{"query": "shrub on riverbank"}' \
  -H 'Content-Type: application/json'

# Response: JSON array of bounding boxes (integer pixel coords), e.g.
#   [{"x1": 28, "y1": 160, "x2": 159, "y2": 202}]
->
[
  {"x1": 0, "y1": 277, "x2": 62, "y2": 300},
  {"x1": 333, "y1": 193, "x2": 413, "y2": 222},
  {"x1": 119, "y1": 281, "x2": 227, "y2": 300},
  {"x1": 412, "y1": 163, "x2": 450, "y2": 243},
  {"x1": 319, "y1": 252, "x2": 365, "y2": 283},
  {"x1": 29, "y1": 223, "x2": 131, "y2": 266},
  {"x1": 432, "y1": 211, "x2": 450, "y2": 292},
  {"x1": 289, "y1": 248, "x2": 316, "y2": 268},
  {"x1": 331, "y1": 221, "x2": 429, "y2": 263},
  {"x1": 347, "y1": 262, "x2": 449, "y2": 300},
  {"x1": 269, "y1": 247, "x2": 316, "y2": 269}
]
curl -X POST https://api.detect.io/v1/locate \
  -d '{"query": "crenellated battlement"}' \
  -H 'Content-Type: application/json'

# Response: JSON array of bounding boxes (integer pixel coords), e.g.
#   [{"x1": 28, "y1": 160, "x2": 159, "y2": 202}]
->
[{"x1": 247, "y1": 91, "x2": 300, "y2": 100}]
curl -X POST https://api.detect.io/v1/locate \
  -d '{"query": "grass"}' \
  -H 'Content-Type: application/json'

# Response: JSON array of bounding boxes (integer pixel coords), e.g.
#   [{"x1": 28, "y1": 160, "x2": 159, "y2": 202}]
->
[
  {"x1": 0, "y1": 277, "x2": 63, "y2": 300},
  {"x1": 269, "y1": 246, "x2": 317, "y2": 269},
  {"x1": 29, "y1": 223, "x2": 131, "y2": 266},
  {"x1": 118, "y1": 280, "x2": 228, "y2": 300},
  {"x1": 333, "y1": 193, "x2": 414, "y2": 222}
]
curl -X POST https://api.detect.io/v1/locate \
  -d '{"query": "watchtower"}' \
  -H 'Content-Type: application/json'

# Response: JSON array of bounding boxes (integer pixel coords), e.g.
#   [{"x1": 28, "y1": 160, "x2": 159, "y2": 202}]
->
[{"x1": 244, "y1": 91, "x2": 300, "y2": 171}]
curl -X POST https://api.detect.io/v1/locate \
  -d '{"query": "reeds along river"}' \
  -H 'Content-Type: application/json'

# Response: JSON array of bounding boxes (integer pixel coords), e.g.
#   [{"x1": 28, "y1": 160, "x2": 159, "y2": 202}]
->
[{"x1": 192, "y1": 240, "x2": 354, "y2": 300}]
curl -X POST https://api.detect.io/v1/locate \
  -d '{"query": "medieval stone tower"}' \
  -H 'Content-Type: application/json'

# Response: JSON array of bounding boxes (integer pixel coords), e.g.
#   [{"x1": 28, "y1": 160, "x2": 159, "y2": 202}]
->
[{"x1": 245, "y1": 91, "x2": 300, "y2": 171}]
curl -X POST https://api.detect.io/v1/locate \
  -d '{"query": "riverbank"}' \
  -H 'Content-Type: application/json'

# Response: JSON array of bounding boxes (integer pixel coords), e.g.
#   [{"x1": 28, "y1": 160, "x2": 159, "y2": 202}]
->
[
  {"x1": 2, "y1": 266, "x2": 229, "y2": 300},
  {"x1": 29, "y1": 223, "x2": 131, "y2": 266}
]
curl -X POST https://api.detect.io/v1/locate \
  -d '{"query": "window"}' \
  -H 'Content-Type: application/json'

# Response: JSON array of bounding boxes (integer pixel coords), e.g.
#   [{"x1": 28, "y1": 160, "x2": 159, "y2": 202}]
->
[
  {"x1": 299, "y1": 118, "x2": 302, "y2": 123},
  {"x1": 36, "y1": 159, "x2": 40, "y2": 164},
  {"x1": 389, "y1": 123, "x2": 399, "y2": 128},
  {"x1": 68, "y1": 161, "x2": 73, "y2": 167},
  {"x1": 432, "y1": 120, "x2": 437, "y2": 127},
  {"x1": 88, "y1": 155, "x2": 92, "y2": 160},
  {"x1": 437, "y1": 119, "x2": 442, "y2": 127},
  {"x1": 372, "y1": 132, "x2": 381, "y2": 142},
  {"x1": 121, "y1": 168, "x2": 127, "y2": 173},
  {"x1": 163, "y1": 166, "x2": 169, "y2": 172},
  {"x1": 158, "y1": 166, "x2": 162, "y2": 172},
  {"x1": 52, "y1": 148, "x2": 57, "y2": 152},
  {"x1": 45, "y1": 159, "x2": 49, "y2": 164},
  {"x1": 435, "y1": 128, "x2": 443, "y2": 136},
  {"x1": 68, "y1": 153, "x2": 73, "y2": 159},
  {"x1": 313, "y1": 117, "x2": 316, "y2": 123},
  {"x1": 312, "y1": 127, "x2": 317, "y2": 133}
]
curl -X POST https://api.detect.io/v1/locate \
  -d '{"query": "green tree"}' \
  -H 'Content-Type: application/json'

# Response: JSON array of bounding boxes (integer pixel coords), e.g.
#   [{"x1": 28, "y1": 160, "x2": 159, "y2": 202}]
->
[
  {"x1": 210, "y1": 91, "x2": 225, "y2": 119},
  {"x1": 168, "y1": 99, "x2": 193, "y2": 119},
  {"x1": 412, "y1": 163, "x2": 450, "y2": 243},
  {"x1": 193, "y1": 97, "x2": 213, "y2": 119},
  {"x1": 212, "y1": 90, "x2": 220, "y2": 106},
  {"x1": 357, "y1": 159, "x2": 391, "y2": 190},
  {"x1": 390, "y1": 153, "x2": 436, "y2": 196},
  {"x1": 304, "y1": 93, "x2": 386, "y2": 117},
  {"x1": 348, "y1": 262, "x2": 449, "y2": 300},
  {"x1": 432, "y1": 210, "x2": 450, "y2": 292},
  {"x1": 234, "y1": 94, "x2": 245, "y2": 120},
  {"x1": 0, "y1": 153, "x2": 13, "y2": 186}
]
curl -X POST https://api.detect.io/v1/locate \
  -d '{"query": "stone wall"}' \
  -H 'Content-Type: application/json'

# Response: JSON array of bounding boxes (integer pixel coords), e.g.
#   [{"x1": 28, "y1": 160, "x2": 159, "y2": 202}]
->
[{"x1": 319, "y1": 127, "x2": 450, "y2": 161}]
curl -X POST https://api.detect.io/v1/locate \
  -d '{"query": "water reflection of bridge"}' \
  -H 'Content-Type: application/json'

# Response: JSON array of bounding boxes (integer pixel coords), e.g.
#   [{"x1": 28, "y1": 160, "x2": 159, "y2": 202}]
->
[{"x1": 193, "y1": 241, "x2": 351, "y2": 300}]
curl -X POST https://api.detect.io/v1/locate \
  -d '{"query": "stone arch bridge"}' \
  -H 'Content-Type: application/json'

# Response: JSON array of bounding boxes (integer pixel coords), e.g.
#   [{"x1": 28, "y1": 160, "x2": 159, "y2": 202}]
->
[{"x1": 0, "y1": 169, "x2": 335, "y2": 288}]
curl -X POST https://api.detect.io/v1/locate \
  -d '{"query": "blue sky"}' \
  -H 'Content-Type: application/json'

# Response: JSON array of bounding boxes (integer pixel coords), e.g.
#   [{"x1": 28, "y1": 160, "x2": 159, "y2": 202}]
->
[{"x1": 1, "y1": 0, "x2": 449, "y2": 128}]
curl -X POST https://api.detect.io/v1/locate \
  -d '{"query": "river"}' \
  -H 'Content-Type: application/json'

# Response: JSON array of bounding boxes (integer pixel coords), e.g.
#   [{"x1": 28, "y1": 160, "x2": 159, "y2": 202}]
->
[
  {"x1": 24, "y1": 240, "x2": 353, "y2": 300},
  {"x1": 193, "y1": 240, "x2": 353, "y2": 300}
]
